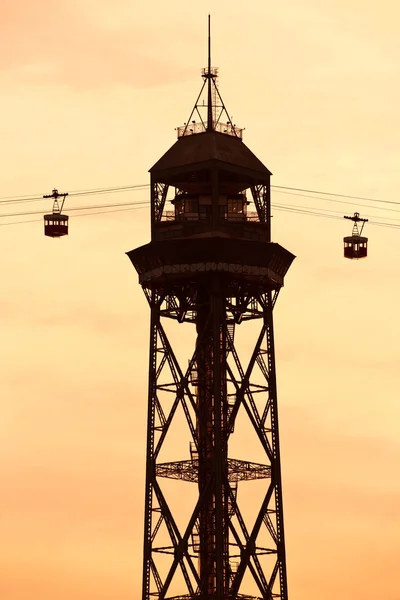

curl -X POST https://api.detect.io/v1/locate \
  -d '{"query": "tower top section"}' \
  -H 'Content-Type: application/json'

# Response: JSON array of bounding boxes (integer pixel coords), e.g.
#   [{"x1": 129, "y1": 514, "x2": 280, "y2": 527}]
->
[
  {"x1": 151, "y1": 16, "x2": 271, "y2": 183},
  {"x1": 143, "y1": 17, "x2": 285, "y2": 246},
  {"x1": 177, "y1": 15, "x2": 243, "y2": 140}
]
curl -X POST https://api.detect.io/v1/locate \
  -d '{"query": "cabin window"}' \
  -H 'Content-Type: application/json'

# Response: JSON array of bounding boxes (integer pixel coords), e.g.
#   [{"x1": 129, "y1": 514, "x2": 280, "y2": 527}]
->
[
  {"x1": 228, "y1": 198, "x2": 244, "y2": 214},
  {"x1": 185, "y1": 198, "x2": 198, "y2": 213},
  {"x1": 199, "y1": 205, "x2": 211, "y2": 220}
]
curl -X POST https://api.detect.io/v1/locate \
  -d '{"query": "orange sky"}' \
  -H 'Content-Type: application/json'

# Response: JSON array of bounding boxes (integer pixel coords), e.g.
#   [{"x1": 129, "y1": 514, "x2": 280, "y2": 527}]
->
[{"x1": 1, "y1": 0, "x2": 400, "y2": 598}]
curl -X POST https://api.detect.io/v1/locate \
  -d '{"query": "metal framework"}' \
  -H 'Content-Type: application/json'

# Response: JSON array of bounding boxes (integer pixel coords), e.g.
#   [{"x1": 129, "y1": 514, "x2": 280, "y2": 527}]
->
[
  {"x1": 128, "y1": 18, "x2": 295, "y2": 600},
  {"x1": 43, "y1": 188, "x2": 69, "y2": 214},
  {"x1": 134, "y1": 284, "x2": 290, "y2": 600},
  {"x1": 177, "y1": 16, "x2": 242, "y2": 141},
  {"x1": 344, "y1": 212, "x2": 368, "y2": 237}
]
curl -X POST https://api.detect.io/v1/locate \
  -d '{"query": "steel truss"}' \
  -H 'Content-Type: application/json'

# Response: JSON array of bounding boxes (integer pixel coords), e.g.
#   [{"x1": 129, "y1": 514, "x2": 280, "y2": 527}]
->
[
  {"x1": 250, "y1": 185, "x2": 270, "y2": 238},
  {"x1": 141, "y1": 280, "x2": 288, "y2": 600},
  {"x1": 151, "y1": 181, "x2": 169, "y2": 227}
]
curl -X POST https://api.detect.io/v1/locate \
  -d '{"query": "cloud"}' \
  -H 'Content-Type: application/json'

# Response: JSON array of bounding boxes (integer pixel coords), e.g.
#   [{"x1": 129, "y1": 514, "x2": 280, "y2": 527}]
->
[
  {"x1": 0, "y1": 0, "x2": 197, "y2": 89},
  {"x1": 281, "y1": 404, "x2": 400, "y2": 498}
]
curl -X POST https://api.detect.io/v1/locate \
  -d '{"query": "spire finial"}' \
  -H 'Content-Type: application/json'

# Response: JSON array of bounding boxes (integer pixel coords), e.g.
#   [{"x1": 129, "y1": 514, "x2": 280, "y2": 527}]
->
[
  {"x1": 208, "y1": 14, "x2": 211, "y2": 73},
  {"x1": 177, "y1": 18, "x2": 243, "y2": 140},
  {"x1": 207, "y1": 14, "x2": 213, "y2": 132}
]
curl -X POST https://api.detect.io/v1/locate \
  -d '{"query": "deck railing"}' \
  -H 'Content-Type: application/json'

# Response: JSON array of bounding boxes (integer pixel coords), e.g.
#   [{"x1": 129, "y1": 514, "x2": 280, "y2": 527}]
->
[
  {"x1": 176, "y1": 121, "x2": 243, "y2": 139},
  {"x1": 161, "y1": 211, "x2": 260, "y2": 223}
]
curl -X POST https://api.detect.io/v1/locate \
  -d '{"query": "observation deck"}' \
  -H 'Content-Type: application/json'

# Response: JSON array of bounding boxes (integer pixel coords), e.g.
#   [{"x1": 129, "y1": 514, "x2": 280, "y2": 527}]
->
[
  {"x1": 128, "y1": 236, "x2": 294, "y2": 290},
  {"x1": 128, "y1": 59, "x2": 295, "y2": 295},
  {"x1": 154, "y1": 192, "x2": 268, "y2": 244}
]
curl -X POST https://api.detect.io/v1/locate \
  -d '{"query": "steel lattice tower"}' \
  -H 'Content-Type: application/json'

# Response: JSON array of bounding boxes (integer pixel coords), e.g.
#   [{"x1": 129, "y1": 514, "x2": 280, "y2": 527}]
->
[{"x1": 128, "y1": 20, "x2": 295, "y2": 600}]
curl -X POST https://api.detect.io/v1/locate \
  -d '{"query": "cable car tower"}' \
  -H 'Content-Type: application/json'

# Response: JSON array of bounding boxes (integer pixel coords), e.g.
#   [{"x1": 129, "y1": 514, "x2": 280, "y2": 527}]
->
[
  {"x1": 128, "y1": 18, "x2": 295, "y2": 600},
  {"x1": 343, "y1": 212, "x2": 368, "y2": 259},
  {"x1": 43, "y1": 188, "x2": 69, "y2": 238}
]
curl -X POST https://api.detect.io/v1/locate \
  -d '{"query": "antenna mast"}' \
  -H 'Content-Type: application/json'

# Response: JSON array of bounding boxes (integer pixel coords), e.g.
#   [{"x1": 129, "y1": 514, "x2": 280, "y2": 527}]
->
[
  {"x1": 207, "y1": 14, "x2": 213, "y2": 131},
  {"x1": 176, "y1": 16, "x2": 243, "y2": 139}
]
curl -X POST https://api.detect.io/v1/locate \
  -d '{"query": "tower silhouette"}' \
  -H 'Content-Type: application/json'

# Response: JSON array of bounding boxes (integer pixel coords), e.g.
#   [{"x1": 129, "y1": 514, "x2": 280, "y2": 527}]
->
[{"x1": 128, "y1": 18, "x2": 295, "y2": 600}]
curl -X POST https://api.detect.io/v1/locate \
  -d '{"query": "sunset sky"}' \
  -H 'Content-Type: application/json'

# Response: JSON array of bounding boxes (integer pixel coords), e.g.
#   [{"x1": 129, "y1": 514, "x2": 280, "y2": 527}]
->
[{"x1": 1, "y1": 0, "x2": 400, "y2": 598}]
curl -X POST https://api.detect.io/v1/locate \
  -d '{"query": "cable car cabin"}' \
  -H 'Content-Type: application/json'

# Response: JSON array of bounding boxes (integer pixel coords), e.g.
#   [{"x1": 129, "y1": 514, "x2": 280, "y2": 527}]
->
[
  {"x1": 44, "y1": 213, "x2": 69, "y2": 238},
  {"x1": 343, "y1": 212, "x2": 368, "y2": 259},
  {"x1": 343, "y1": 235, "x2": 368, "y2": 259}
]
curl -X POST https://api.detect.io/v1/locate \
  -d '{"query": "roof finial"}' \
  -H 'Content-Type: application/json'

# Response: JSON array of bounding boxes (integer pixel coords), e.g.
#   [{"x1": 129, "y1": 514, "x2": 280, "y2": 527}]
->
[
  {"x1": 208, "y1": 14, "x2": 211, "y2": 72},
  {"x1": 177, "y1": 17, "x2": 243, "y2": 140},
  {"x1": 207, "y1": 14, "x2": 213, "y2": 132}
]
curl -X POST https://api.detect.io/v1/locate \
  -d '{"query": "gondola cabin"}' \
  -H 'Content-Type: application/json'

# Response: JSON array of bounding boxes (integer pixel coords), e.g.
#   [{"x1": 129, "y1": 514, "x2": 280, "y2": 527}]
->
[
  {"x1": 43, "y1": 188, "x2": 69, "y2": 238},
  {"x1": 343, "y1": 212, "x2": 368, "y2": 260},
  {"x1": 44, "y1": 212, "x2": 69, "y2": 238},
  {"x1": 343, "y1": 235, "x2": 368, "y2": 259}
]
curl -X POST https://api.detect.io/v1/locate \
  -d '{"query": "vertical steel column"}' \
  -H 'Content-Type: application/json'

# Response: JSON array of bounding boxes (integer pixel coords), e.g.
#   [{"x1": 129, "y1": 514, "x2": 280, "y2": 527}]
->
[
  {"x1": 266, "y1": 178, "x2": 271, "y2": 242},
  {"x1": 142, "y1": 293, "x2": 159, "y2": 600},
  {"x1": 212, "y1": 278, "x2": 226, "y2": 599},
  {"x1": 195, "y1": 278, "x2": 229, "y2": 597},
  {"x1": 265, "y1": 290, "x2": 289, "y2": 600},
  {"x1": 196, "y1": 286, "x2": 215, "y2": 594}
]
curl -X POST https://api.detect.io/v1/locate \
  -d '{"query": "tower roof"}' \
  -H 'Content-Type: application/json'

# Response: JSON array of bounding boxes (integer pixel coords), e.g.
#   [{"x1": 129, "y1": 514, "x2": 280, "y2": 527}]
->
[
  {"x1": 150, "y1": 16, "x2": 271, "y2": 183},
  {"x1": 150, "y1": 131, "x2": 272, "y2": 180}
]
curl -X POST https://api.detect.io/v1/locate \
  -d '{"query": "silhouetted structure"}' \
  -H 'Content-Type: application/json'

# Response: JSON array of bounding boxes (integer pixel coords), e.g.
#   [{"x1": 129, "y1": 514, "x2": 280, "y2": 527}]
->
[
  {"x1": 343, "y1": 212, "x2": 368, "y2": 259},
  {"x1": 128, "y1": 18, "x2": 295, "y2": 600},
  {"x1": 43, "y1": 188, "x2": 69, "y2": 238}
]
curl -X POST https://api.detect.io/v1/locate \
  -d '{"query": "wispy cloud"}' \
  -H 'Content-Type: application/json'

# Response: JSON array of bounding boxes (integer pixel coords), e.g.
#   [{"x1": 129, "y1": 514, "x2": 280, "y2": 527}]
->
[{"x1": 0, "y1": 0, "x2": 197, "y2": 89}]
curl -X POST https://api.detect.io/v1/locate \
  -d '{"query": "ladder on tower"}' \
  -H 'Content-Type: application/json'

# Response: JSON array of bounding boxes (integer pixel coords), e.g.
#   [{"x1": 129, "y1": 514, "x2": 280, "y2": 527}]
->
[
  {"x1": 229, "y1": 559, "x2": 239, "y2": 586},
  {"x1": 191, "y1": 519, "x2": 200, "y2": 554},
  {"x1": 227, "y1": 481, "x2": 238, "y2": 518},
  {"x1": 189, "y1": 360, "x2": 198, "y2": 386},
  {"x1": 226, "y1": 322, "x2": 235, "y2": 354},
  {"x1": 189, "y1": 442, "x2": 198, "y2": 462},
  {"x1": 189, "y1": 443, "x2": 200, "y2": 554},
  {"x1": 227, "y1": 393, "x2": 236, "y2": 433},
  {"x1": 250, "y1": 298, "x2": 258, "y2": 312}
]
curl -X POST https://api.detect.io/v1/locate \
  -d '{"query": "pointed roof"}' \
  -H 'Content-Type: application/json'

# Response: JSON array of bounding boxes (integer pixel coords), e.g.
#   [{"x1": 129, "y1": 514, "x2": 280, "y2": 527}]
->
[
  {"x1": 150, "y1": 17, "x2": 271, "y2": 182},
  {"x1": 150, "y1": 131, "x2": 272, "y2": 180}
]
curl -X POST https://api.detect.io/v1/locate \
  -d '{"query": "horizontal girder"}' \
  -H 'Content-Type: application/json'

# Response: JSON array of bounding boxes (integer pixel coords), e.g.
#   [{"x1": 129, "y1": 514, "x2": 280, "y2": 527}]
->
[
  {"x1": 159, "y1": 594, "x2": 278, "y2": 600},
  {"x1": 156, "y1": 458, "x2": 271, "y2": 483}
]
